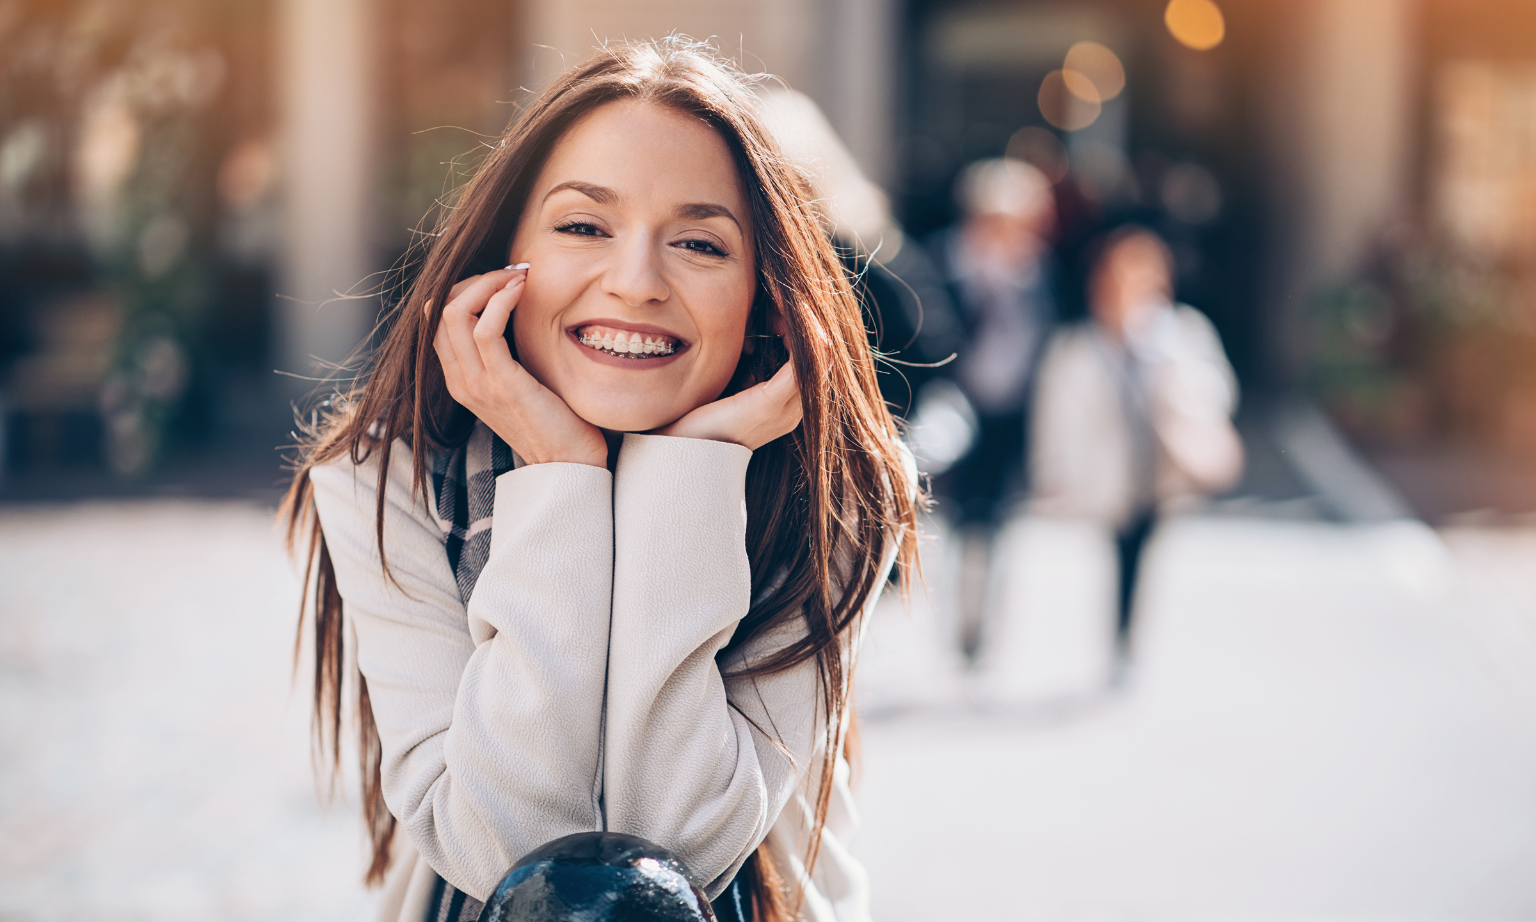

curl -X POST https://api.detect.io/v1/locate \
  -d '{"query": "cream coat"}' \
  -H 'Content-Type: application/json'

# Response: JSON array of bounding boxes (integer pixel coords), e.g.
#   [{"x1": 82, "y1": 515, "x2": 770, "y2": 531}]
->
[
  {"x1": 311, "y1": 433, "x2": 892, "y2": 922},
  {"x1": 1030, "y1": 303, "x2": 1243, "y2": 526}
]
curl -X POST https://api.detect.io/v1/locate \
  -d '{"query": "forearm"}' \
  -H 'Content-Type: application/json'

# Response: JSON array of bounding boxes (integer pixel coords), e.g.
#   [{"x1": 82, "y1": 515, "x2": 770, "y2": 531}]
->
[
  {"x1": 602, "y1": 434, "x2": 772, "y2": 892},
  {"x1": 314, "y1": 451, "x2": 614, "y2": 899},
  {"x1": 603, "y1": 434, "x2": 868, "y2": 898}
]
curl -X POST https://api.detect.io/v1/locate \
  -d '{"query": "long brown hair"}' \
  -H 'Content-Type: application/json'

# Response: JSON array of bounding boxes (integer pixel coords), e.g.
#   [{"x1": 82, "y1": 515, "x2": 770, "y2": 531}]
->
[{"x1": 280, "y1": 36, "x2": 918, "y2": 919}]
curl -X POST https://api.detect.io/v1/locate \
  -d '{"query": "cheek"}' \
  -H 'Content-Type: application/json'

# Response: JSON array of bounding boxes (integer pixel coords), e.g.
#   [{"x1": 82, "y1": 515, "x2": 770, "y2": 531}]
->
[
  {"x1": 692, "y1": 279, "x2": 755, "y2": 383},
  {"x1": 508, "y1": 276, "x2": 566, "y2": 372}
]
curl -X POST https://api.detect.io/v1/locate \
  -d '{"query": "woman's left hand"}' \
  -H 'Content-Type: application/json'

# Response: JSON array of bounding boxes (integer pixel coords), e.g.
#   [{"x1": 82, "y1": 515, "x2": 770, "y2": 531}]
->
[{"x1": 655, "y1": 361, "x2": 802, "y2": 450}]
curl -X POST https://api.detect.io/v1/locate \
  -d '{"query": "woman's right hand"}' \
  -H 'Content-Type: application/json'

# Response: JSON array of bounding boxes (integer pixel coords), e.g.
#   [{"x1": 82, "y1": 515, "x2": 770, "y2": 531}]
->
[{"x1": 433, "y1": 267, "x2": 608, "y2": 468}]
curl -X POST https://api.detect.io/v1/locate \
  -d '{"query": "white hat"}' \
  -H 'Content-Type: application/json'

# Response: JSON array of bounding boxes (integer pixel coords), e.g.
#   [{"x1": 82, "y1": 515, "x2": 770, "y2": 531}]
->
[{"x1": 956, "y1": 158, "x2": 1051, "y2": 219}]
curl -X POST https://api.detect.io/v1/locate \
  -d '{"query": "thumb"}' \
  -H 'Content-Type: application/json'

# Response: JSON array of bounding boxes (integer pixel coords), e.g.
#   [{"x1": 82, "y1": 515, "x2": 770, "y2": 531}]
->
[
  {"x1": 757, "y1": 361, "x2": 802, "y2": 434},
  {"x1": 761, "y1": 360, "x2": 797, "y2": 400},
  {"x1": 763, "y1": 361, "x2": 800, "y2": 417}
]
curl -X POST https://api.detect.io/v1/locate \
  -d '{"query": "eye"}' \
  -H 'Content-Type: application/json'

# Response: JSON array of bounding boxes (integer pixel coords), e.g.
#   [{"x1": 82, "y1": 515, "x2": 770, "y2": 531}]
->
[
  {"x1": 677, "y1": 238, "x2": 727, "y2": 257},
  {"x1": 554, "y1": 221, "x2": 606, "y2": 237}
]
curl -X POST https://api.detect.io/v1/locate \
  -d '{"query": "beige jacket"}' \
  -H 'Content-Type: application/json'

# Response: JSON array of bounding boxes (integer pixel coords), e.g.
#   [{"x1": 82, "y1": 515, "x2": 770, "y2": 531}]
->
[
  {"x1": 1031, "y1": 303, "x2": 1243, "y2": 526},
  {"x1": 311, "y1": 433, "x2": 891, "y2": 922}
]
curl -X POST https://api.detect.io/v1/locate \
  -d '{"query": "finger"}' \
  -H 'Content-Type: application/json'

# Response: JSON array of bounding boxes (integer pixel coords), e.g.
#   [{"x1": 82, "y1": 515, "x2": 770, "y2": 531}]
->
[
  {"x1": 444, "y1": 267, "x2": 525, "y2": 346},
  {"x1": 442, "y1": 271, "x2": 520, "y2": 358},
  {"x1": 434, "y1": 311, "x2": 470, "y2": 398},
  {"x1": 441, "y1": 287, "x2": 493, "y2": 380},
  {"x1": 761, "y1": 361, "x2": 799, "y2": 408},
  {"x1": 433, "y1": 308, "x2": 456, "y2": 367},
  {"x1": 444, "y1": 267, "x2": 521, "y2": 313},
  {"x1": 447, "y1": 277, "x2": 476, "y2": 302},
  {"x1": 473, "y1": 276, "x2": 524, "y2": 375},
  {"x1": 761, "y1": 362, "x2": 802, "y2": 435},
  {"x1": 442, "y1": 271, "x2": 526, "y2": 402}
]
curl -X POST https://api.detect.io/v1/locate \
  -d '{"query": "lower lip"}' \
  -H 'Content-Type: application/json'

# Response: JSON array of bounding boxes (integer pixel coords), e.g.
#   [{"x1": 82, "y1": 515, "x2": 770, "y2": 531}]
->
[{"x1": 569, "y1": 331, "x2": 686, "y2": 369}]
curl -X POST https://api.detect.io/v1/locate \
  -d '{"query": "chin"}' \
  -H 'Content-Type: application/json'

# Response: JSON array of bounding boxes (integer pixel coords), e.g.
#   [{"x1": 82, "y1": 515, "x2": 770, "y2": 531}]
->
[{"x1": 567, "y1": 396, "x2": 687, "y2": 433}]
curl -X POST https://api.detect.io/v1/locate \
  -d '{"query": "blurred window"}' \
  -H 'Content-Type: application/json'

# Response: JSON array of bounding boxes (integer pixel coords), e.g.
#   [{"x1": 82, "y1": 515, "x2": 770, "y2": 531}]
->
[{"x1": 1434, "y1": 61, "x2": 1536, "y2": 263}]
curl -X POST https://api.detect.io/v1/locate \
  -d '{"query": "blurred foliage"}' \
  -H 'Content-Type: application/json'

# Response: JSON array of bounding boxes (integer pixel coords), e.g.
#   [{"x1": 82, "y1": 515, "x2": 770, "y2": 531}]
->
[
  {"x1": 0, "y1": 0, "x2": 271, "y2": 475},
  {"x1": 1308, "y1": 227, "x2": 1536, "y2": 454}
]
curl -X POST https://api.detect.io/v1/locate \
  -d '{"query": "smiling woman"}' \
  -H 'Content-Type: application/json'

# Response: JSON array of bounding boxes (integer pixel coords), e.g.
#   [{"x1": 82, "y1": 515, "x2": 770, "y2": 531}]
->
[
  {"x1": 279, "y1": 37, "x2": 918, "y2": 922},
  {"x1": 503, "y1": 101, "x2": 761, "y2": 436}
]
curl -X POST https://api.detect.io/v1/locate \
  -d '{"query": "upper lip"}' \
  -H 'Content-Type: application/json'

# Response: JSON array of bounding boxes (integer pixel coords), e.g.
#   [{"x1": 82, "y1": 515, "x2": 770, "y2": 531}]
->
[{"x1": 568, "y1": 318, "x2": 689, "y2": 346}]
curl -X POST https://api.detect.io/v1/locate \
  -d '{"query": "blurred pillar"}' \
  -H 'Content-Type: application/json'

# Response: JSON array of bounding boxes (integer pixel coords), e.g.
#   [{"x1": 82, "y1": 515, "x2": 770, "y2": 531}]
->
[
  {"x1": 1263, "y1": 0, "x2": 1418, "y2": 384},
  {"x1": 275, "y1": 0, "x2": 378, "y2": 388},
  {"x1": 518, "y1": 0, "x2": 896, "y2": 187},
  {"x1": 816, "y1": 0, "x2": 899, "y2": 189},
  {"x1": 522, "y1": 1, "x2": 813, "y2": 93}
]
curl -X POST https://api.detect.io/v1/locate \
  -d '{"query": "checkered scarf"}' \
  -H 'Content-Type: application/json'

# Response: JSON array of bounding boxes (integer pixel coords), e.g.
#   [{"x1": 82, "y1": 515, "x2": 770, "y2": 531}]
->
[{"x1": 430, "y1": 420, "x2": 517, "y2": 602}]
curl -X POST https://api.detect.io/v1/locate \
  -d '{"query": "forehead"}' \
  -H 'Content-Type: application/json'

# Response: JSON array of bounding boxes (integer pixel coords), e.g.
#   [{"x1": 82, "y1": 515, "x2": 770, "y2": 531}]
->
[{"x1": 534, "y1": 100, "x2": 750, "y2": 215}]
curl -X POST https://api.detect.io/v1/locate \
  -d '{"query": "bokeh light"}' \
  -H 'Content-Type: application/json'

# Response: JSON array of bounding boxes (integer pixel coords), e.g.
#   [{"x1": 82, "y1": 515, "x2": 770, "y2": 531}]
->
[
  {"x1": 1165, "y1": 0, "x2": 1226, "y2": 51},
  {"x1": 216, "y1": 138, "x2": 276, "y2": 210},
  {"x1": 1064, "y1": 41, "x2": 1126, "y2": 101},
  {"x1": 1039, "y1": 68, "x2": 1102, "y2": 131}
]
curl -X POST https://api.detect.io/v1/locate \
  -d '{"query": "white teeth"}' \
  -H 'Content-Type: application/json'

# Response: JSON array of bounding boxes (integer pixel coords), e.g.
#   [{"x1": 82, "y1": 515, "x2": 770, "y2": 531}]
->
[{"x1": 578, "y1": 328, "x2": 676, "y2": 357}]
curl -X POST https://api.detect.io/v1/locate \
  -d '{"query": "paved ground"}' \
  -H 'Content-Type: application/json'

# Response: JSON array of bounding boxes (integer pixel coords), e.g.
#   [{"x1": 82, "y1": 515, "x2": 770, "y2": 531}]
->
[
  {"x1": 3, "y1": 501, "x2": 1536, "y2": 920},
  {"x1": 855, "y1": 515, "x2": 1536, "y2": 921},
  {"x1": 0, "y1": 502, "x2": 378, "y2": 922}
]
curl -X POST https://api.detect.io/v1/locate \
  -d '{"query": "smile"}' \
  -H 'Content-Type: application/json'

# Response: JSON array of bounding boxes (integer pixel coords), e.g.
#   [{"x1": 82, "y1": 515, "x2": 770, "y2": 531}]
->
[{"x1": 575, "y1": 323, "x2": 680, "y2": 359}]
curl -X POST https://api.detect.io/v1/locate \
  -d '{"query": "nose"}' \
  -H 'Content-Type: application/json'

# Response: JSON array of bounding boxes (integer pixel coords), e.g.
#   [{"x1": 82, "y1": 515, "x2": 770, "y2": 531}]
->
[{"x1": 601, "y1": 231, "x2": 670, "y2": 307}]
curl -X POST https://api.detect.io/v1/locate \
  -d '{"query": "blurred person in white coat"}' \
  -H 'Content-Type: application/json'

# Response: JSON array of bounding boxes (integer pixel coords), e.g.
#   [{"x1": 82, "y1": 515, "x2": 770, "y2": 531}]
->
[{"x1": 1032, "y1": 225, "x2": 1243, "y2": 678}]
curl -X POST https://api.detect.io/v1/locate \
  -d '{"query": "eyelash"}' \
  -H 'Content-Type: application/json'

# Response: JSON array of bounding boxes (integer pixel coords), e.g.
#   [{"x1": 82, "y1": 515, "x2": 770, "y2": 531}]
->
[
  {"x1": 679, "y1": 238, "x2": 727, "y2": 257},
  {"x1": 553, "y1": 222, "x2": 728, "y2": 257},
  {"x1": 554, "y1": 221, "x2": 604, "y2": 238}
]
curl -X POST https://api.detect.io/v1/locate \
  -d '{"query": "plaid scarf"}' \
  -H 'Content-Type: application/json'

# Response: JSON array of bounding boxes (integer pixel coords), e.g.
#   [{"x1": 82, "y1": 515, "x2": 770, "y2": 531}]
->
[
  {"x1": 431, "y1": 421, "x2": 518, "y2": 603},
  {"x1": 421, "y1": 421, "x2": 515, "y2": 921}
]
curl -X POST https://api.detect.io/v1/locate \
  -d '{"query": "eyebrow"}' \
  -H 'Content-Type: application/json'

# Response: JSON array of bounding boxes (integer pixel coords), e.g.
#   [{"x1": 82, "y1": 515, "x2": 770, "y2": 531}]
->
[
  {"x1": 676, "y1": 202, "x2": 741, "y2": 231},
  {"x1": 543, "y1": 180, "x2": 743, "y2": 232},
  {"x1": 543, "y1": 180, "x2": 617, "y2": 205}
]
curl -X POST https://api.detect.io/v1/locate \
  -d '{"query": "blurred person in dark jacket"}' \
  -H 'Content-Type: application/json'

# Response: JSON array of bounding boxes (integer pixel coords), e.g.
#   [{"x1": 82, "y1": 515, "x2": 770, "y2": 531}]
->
[
  {"x1": 1032, "y1": 225, "x2": 1243, "y2": 682},
  {"x1": 930, "y1": 158, "x2": 1059, "y2": 660},
  {"x1": 754, "y1": 90, "x2": 962, "y2": 421}
]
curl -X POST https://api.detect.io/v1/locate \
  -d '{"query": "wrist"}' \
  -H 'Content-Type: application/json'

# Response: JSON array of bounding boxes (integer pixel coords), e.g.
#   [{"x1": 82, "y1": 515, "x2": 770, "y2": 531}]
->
[
  {"x1": 535, "y1": 452, "x2": 609, "y2": 468},
  {"x1": 513, "y1": 444, "x2": 608, "y2": 468},
  {"x1": 484, "y1": 425, "x2": 607, "y2": 469}
]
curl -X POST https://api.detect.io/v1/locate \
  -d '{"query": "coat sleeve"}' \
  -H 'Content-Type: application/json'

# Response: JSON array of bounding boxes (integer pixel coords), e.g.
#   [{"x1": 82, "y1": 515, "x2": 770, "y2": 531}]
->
[
  {"x1": 1030, "y1": 329, "x2": 1128, "y2": 519},
  {"x1": 600, "y1": 433, "x2": 897, "y2": 898},
  {"x1": 310, "y1": 442, "x2": 614, "y2": 900},
  {"x1": 1149, "y1": 306, "x2": 1244, "y2": 493}
]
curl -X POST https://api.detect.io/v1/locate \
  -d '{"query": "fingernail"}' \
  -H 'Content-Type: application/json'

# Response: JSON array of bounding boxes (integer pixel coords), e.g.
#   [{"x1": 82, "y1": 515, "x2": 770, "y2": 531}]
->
[{"x1": 506, "y1": 262, "x2": 530, "y2": 271}]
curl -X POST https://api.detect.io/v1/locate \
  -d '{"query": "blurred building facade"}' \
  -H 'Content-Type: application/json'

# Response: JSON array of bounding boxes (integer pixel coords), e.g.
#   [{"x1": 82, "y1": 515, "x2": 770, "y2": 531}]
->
[{"x1": 2, "y1": 0, "x2": 1535, "y2": 511}]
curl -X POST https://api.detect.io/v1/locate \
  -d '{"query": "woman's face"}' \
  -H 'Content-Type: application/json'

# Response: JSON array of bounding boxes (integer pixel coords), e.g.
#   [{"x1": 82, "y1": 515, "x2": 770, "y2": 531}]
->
[
  {"x1": 1090, "y1": 234, "x2": 1173, "y2": 337},
  {"x1": 508, "y1": 100, "x2": 757, "y2": 432}
]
